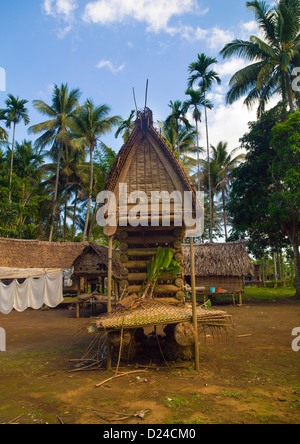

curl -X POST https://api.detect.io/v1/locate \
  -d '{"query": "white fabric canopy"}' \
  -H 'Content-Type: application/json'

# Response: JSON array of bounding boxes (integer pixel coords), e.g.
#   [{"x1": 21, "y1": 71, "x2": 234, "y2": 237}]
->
[{"x1": 0, "y1": 270, "x2": 63, "y2": 315}]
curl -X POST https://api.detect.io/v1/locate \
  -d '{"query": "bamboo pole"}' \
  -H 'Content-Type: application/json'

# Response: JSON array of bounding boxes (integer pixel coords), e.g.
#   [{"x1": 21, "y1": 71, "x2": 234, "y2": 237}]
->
[{"x1": 190, "y1": 237, "x2": 200, "y2": 372}]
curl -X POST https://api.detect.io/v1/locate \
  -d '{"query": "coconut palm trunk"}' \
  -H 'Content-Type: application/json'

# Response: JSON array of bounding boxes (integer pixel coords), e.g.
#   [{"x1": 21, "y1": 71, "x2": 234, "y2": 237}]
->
[
  {"x1": 203, "y1": 90, "x2": 213, "y2": 243},
  {"x1": 8, "y1": 122, "x2": 16, "y2": 202},
  {"x1": 221, "y1": 187, "x2": 228, "y2": 241},
  {"x1": 72, "y1": 188, "x2": 78, "y2": 242},
  {"x1": 49, "y1": 144, "x2": 62, "y2": 242},
  {"x1": 83, "y1": 144, "x2": 94, "y2": 241}
]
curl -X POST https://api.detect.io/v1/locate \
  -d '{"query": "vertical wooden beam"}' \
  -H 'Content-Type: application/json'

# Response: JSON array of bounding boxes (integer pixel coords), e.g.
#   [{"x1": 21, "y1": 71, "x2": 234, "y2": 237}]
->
[
  {"x1": 190, "y1": 237, "x2": 200, "y2": 372},
  {"x1": 107, "y1": 236, "x2": 113, "y2": 371},
  {"x1": 76, "y1": 276, "x2": 81, "y2": 319}
]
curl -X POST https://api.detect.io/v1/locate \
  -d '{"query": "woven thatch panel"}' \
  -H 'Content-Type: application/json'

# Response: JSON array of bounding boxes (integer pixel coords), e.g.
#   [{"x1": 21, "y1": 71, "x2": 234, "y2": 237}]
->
[
  {"x1": 73, "y1": 244, "x2": 120, "y2": 277},
  {"x1": 183, "y1": 241, "x2": 254, "y2": 278},
  {"x1": 125, "y1": 136, "x2": 176, "y2": 198}
]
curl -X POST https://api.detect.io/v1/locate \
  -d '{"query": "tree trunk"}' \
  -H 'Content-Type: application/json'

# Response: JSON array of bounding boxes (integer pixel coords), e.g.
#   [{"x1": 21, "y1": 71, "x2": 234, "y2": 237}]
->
[
  {"x1": 221, "y1": 187, "x2": 228, "y2": 241},
  {"x1": 83, "y1": 145, "x2": 94, "y2": 241},
  {"x1": 49, "y1": 144, "x2": 62, "y2": 242},
  {"x1": 204, "y1": 90, "x2": 213, "y2": 243},
  {"x1": 71, "y1": 188, "x2": 78, "y2": 242},
  {"x1": 8, "y1": 122, "x2": 16, "y2": 203},
  {"x1": 63, "y1": 178, "x2": 68, "y2": 242},
  {"x1": 285, "y1": 71, "x2": 295, "y2": 113},
  {"x1": 195, "y1": 118, "x2": 200, "y2": 193},
  {"x1": 292, "y1": 241, "x2": 300, "y2": 299}
]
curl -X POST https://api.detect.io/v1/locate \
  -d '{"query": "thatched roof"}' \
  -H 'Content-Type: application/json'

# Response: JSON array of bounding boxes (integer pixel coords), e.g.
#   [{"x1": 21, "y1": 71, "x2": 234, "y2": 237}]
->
[
  {"x1": 0, "y1": 238, "x2": 89, "y2": 269},
  {"x1": 104, "y1": 108, "x2": 198, "y2": 211},
  {"x1": 182, "y1": 241, "x2": 254, "y2": 277},
  {"x1": 73, "y1": 244, "x2": 121, "y2": 277}
]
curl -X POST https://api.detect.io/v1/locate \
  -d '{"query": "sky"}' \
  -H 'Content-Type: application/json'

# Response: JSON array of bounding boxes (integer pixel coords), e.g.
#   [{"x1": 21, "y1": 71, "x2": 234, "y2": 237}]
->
[{"x1": 0, "y1": 0, "x2": 273, "y2": 153}]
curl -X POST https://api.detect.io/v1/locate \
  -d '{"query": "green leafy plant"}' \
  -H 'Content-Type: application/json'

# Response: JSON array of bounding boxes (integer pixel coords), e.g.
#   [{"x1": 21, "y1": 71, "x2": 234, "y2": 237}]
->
[{"x1": 140, "y1": 247, "x2": 181, "y2": 299}]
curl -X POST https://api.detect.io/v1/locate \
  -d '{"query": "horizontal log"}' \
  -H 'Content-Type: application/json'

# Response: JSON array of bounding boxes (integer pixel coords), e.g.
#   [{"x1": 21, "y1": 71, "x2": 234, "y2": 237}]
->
[
  {"x1": 125, "y1": 248, "x2": 175, "y2": 257},
  {"x1": 175, "y1": 291, "x2": 185, "y2": 301},
  {"x1": 127, "y1": 273, "x2": 182, "y2": 282},
  {"x1": 154, "y1": 298, "x2": 182, "y2": 305},
  {"x1": 127, "y1": 284, "x2": 183, "y2": 295},
  {"x1": 124, "y1": 261, "x2": 149, "y2": 270},
  {"x1": 117, "y1": 235, "x2": 182, "y2": 246}
]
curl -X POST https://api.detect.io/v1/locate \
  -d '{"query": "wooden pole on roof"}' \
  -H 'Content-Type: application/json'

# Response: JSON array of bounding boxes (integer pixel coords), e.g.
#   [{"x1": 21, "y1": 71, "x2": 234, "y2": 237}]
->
[
  {"x1": 190, "y1": 237, "x2": 200, "y2": 372},
  {"x1": 107, "y1": 236, "x2": 113, "y2": 371}
]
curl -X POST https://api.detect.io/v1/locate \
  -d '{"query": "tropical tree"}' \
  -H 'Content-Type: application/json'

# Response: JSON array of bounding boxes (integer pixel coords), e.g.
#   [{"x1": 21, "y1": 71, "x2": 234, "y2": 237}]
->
[
  {"x1": 115, "y1": 110, "x2": 135, "y2": 142},
  {"x1": 0, "y1": 110, "x2": 8, "y2": 143},
  {"x1": 29, "y1": 83, "x2": 81, "y2": 242},
  {"x1": 165, "y1": 100, "x2": 191, "y2": 153},
  {"x1": 211, "y1": 142, "x2": 245, "y2": 240},
  {"x1": 68, "y1": 100, "x2": 120, "y2": 240},
  {"x1": 2, "y1": 94, "x2": 30, "y2": 202},
  {"x1": 183, "y1": 88, "x2": 213, "y2": 192},
  {"x1": 188, "y1": 53, "x2": 221, "y2": 242},
  {"x1": 220, "y1": 0, "x2": 300, "y2": 115}
]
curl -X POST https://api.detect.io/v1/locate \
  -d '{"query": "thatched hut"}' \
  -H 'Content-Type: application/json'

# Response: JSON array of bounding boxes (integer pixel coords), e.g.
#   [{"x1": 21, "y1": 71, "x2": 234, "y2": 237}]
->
[
  {"x1": 102, "y1": 107, "x2": 201, "y2": 304},
  {"x1": 72, "y1": 244, "x2": 120, "y2": 295},
  {"x1": 0, "y1": 239, "x2": 119, "y2": 315},
  {"x1": 182, "y1": 241, "x2": 254, "y2": 304}
]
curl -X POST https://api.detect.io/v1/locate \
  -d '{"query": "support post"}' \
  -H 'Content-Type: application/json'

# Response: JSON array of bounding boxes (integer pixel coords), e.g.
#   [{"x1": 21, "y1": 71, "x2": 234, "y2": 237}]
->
[
  {"x1": 190, "y1": 237, "x2": 200, "y2": 372},
  {"x1": 76, "y1": 276, "x2": 81, "y2": 319},
  {"x1": 107, "y1": 236, "x2": 113, "y2": 371}
]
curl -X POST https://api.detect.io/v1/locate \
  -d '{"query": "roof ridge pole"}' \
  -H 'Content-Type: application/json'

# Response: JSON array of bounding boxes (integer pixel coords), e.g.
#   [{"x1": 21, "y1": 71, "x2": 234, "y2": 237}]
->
[{"x1": 190, "y1": 237, "x2": 200, "y2": 371}]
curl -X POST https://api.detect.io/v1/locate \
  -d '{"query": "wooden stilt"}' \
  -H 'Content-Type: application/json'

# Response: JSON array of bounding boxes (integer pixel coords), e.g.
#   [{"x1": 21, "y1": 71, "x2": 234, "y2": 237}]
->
[
  {"x1": 76, "y1": 276, "x2": 81, "y2": 319},
  {"x1": 107, "y1": 236, "x2": 113, "y2": 371},
  {"x1": 190, "y1": 237, "x2": 200, "y2": 372},
  {"x1": 239, "y1": 292, "x2": 243, "y2": 306}
]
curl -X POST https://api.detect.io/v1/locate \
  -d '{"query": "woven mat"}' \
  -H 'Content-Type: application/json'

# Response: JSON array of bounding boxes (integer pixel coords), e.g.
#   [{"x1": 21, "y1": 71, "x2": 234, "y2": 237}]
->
[{"x1": 92, "y1": 299, "x2": 232, "y2": 331}]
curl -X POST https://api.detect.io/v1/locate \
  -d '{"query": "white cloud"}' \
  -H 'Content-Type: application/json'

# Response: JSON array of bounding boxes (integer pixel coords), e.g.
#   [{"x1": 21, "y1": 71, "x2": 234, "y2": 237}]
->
[
  {"x1": 217, "y1": 57, "x2": 248, "y2": 78},
  {"x1": 83, "y1": 0, "x2": 203, "y2": 32},
  {"x1": 97, "y1": 60, "x2": 126, "y2": 74},
  {"x1": 43, "y1": 0, "x2": 78, "y2": 19},
  {"x1": 43, "y1": 0, "x2": 78, "y2": 37}
]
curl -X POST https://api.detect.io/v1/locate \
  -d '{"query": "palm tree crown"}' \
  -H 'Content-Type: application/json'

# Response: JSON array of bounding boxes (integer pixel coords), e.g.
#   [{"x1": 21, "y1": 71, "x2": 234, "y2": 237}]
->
[{"x1": 220, "y1": 0, "x2": 300, "y2": 115}]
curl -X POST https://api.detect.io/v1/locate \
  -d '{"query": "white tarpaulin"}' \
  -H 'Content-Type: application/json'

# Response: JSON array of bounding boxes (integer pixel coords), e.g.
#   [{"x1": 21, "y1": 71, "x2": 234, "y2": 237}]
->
[{"x1": 0, "y1": 270, "x2": 63, "y2": 315}]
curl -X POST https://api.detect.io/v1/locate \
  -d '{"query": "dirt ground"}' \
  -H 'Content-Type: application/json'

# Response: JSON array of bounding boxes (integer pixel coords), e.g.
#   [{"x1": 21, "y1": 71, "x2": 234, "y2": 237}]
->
[{"x1": 0, "y1": 299, "x2": 299, "y2": 425}]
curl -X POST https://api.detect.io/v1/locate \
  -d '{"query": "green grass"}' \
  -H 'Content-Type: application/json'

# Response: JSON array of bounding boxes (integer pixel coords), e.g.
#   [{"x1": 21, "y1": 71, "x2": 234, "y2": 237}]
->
[{"x1": 244, "y1": 286, "x2": 295, "y2": 300}]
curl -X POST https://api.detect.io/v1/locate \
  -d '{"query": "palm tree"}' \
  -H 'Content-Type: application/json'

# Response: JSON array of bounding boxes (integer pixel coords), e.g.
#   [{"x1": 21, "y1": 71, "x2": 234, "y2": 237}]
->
[
  {"x1": 29, "y1": 83, "x2": 81, "y2": 242},
  {"x1": 183, "y1": 89, "x2": 213, "y2": 193},
  {"x1": 115, "y1": 110, "x2": 135, "y2": 142},
  {"x1": 211, "y1": 142, "x2": 245, "y2": 240},
  {"x1": 188, "y1": 54, "x2": 221, "y2": 242},
  {"x1": 220, "y1": 0, "x2": 300, "y2": 115},
  {"x1": 165, "y1": 100, "x2": 191, "y2": 153},
  {"x1": 68, "y1": 100, "x2": 120, "y2": 240},
  {"x1": 2, "y1": 94, "x2": 30, "y2": 202},
  {"x1": 0, "y1": 110, "x2": 8, "y2": 144}
]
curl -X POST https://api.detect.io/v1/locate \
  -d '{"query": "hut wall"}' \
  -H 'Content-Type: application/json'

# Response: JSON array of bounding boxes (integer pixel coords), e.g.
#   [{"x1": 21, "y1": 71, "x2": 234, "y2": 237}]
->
[{"x1": 195, "y1": 276, "x2": 243, "y2": 293}]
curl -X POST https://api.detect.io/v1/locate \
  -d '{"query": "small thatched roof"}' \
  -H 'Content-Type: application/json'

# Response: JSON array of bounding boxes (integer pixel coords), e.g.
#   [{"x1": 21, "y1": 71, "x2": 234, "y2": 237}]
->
[
  {"x1": 73, "y1": 244, "x2": 121, "y2": 277},
  {"x1": 182, "y1": 241, "x2": 254, "y2": 277}
]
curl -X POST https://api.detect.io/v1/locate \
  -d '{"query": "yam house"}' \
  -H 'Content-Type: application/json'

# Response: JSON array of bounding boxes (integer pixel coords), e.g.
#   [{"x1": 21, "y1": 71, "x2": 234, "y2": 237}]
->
[
  {"x1": 101, "y1": 107, "x2": 202, "y2": 304},
  {"x1": 0, "y1": 239, "x2": 119, "y2": 315},
  {"x1": 182, "y1": 241, "x2": 254, "y2": 304}
]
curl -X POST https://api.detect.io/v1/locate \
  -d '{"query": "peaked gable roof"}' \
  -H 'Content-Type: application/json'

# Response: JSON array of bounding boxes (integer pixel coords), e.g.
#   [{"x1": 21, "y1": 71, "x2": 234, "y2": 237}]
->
[{"x1": 104, "y1": 108, "x2": 197, "y2": 202}]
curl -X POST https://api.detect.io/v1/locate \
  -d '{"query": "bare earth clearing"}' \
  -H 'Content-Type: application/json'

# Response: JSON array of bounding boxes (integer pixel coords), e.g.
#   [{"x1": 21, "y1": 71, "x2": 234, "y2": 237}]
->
[{"x1": 0, "y1": 299, "x2": 299, "y2": 424}]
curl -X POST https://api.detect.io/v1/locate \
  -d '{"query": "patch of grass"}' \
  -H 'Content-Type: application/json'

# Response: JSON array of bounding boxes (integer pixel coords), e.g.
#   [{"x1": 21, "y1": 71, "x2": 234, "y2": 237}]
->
[
  {"x1": 162, "y1": 397, "x2": 188, "y2": 408},
  {"x1": 244, "y1": 286, "x2": 295, "y2": 300}
]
